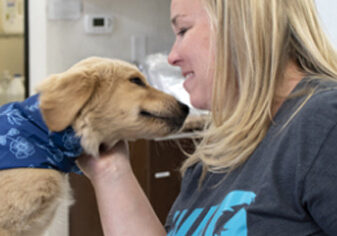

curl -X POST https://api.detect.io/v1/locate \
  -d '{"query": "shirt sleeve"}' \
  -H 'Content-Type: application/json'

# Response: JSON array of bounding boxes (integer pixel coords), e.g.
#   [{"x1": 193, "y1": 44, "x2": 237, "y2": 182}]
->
[{"x1": 302, "y1": 122, "x2": 337, "y2": 235}]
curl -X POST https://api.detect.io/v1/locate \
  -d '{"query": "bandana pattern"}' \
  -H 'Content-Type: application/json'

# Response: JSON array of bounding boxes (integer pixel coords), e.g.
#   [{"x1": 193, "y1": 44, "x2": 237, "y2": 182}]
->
[{"x1": 0, "y1": 94, "x2": 82, "y2": 173}]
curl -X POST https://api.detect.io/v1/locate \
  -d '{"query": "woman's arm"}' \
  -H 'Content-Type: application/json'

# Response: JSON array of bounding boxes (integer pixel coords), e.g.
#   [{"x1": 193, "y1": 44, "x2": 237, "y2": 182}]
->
[{"x1": 76, "y1": 141, "x2": 166, "y2": 236}]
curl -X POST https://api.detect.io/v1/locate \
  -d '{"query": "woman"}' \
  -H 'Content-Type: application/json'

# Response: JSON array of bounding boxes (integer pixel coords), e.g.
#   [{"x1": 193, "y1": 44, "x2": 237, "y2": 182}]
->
[{"x1": 77, "y1": 0, "x2": 337, "y2": 235}]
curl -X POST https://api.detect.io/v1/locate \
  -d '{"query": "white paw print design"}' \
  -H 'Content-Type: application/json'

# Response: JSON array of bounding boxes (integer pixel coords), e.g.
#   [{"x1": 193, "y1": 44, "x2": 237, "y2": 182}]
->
[{"x1": 0, "y1": 128, "x2": 35, "y2": 159}]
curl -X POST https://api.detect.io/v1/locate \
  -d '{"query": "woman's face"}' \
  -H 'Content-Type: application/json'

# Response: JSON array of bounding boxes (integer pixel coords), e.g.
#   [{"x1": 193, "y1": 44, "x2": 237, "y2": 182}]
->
[{"x1": 168, "y1": 0, "x2": 215, "y2": 110}]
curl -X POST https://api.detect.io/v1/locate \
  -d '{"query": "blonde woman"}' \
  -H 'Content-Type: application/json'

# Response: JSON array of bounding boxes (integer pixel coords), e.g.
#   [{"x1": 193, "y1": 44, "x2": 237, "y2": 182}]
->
[{"x1": 77, "y1": 0, "x2": 337, "y2": 235}]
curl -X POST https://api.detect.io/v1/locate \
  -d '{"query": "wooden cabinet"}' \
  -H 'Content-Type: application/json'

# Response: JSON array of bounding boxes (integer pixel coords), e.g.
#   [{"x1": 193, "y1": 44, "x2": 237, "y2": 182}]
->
[
  {"x1": 69, "y1": 138, "x2": 193, "y2": 235},
  {"x1": 69, "y1": 174, "x2": 103, "y2": 236}
]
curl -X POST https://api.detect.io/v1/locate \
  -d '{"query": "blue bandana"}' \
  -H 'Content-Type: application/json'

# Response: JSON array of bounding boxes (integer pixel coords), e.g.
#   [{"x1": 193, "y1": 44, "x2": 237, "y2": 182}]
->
[{"x1": 0, "y1": 94, "x2": 83, "y2": 174}]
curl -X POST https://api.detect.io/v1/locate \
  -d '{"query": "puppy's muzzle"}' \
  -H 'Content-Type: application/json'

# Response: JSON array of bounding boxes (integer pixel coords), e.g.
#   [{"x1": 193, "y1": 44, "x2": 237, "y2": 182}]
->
[{"x1": 140, "y1": 101, "x2": 189, "y2": 131}]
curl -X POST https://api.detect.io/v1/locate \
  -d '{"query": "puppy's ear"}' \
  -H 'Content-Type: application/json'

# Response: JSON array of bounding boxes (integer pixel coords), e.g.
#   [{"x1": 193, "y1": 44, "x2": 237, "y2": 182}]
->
[{"x1": 37, "y1": 69, "x2": 98, "y2": 132}]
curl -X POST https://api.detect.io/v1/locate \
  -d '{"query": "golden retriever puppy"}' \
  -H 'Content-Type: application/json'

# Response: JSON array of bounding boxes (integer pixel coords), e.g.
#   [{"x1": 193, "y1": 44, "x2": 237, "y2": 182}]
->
[{"x1": 0, "y1": 57, "x2": 189, "y2": 236}]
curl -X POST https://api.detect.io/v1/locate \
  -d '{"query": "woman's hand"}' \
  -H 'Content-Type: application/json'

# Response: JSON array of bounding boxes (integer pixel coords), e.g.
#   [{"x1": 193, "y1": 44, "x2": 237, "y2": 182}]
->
[
  {"x1": 76, "y1": 140, "x2": 131, "y2": 184},
  {"x1": 76, "y1": 140, "x2": 166, "y2": 235}
]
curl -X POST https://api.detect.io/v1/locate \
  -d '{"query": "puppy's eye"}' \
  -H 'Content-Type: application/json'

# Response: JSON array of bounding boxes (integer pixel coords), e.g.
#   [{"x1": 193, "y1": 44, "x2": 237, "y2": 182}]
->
[{"x1": 130, "y1": 77, "x2": 146, "y2": 87}]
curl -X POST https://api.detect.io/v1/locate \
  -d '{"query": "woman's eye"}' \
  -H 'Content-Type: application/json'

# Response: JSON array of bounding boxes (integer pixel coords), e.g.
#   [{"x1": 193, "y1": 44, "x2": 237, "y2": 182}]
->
[
  {"x1": 130, "y1": 77, "x2": 146, "y2": 87},
  {"x1": 178, "y1": 27, "x2": 188, "y2": 36}
]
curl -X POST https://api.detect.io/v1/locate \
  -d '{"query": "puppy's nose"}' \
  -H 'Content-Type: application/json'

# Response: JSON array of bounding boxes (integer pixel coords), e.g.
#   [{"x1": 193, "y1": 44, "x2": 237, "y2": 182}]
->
[
  {"x1": 167, "y1": 101, "x2": 189, "y2": 131},
  {"x1": 178, "y1": 101, "x2": 189, "y2": 116}
]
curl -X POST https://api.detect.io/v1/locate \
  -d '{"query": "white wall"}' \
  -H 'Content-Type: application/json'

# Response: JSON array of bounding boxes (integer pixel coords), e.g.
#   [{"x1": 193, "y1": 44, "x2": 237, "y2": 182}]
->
[
  {"x1": 29, "y1": 0, "x2": 47, "y2": 95},
  {"x1": 29, "y1": 0, "x2": 173, "y2": 95},
  {"x1": 315, "y1": 0, "x2": 337, "y2": 50}
]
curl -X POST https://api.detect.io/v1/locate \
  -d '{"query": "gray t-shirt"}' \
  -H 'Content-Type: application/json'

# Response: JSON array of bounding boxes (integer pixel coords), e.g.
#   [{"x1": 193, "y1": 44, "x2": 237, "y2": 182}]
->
[{"x1": 165, "y1": 78, "x2": 337, "y2": 235}]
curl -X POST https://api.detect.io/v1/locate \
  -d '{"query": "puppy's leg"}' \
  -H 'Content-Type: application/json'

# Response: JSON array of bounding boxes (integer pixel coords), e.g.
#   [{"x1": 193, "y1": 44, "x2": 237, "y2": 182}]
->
[
  {"x1": 0, "y1": 168, "x2": 72, "y2": 236},
  {"x1": 0, "y1": 228, "x2": 11, "y2": 236}
]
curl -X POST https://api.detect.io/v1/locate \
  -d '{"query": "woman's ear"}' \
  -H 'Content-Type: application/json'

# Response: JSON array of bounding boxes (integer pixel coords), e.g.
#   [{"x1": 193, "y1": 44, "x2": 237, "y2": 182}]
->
[{"x1": 37, "y1": 68, "x2": 98, "y2": 132}]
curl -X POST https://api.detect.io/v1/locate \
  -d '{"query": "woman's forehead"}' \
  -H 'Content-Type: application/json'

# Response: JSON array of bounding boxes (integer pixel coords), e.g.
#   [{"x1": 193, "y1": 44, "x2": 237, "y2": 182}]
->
[{"x1": 170, "y1": 0, "x2": 205, "y2": 24}]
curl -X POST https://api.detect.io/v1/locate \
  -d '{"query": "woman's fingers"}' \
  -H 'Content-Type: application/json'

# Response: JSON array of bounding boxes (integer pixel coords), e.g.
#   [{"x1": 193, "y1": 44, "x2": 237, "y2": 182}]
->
[{"x1": 76, "y1": 140, "x2": 131, "y2": 181}]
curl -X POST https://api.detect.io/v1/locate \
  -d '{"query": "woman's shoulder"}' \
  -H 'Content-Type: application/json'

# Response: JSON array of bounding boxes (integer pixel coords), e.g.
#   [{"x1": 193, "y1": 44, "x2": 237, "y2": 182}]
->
[
  {"x1": 307, "y1": 77, "x2": 337, "y2": 99},
  {"x1": 273, "y1": 78, "x2": 337, "y2": 148},
  {"x1": 274, "y1": 78, "x2": 337, "y2": 138},
  {"x1": 293, "y1": 78, "x2": 337, "y2": 120}
]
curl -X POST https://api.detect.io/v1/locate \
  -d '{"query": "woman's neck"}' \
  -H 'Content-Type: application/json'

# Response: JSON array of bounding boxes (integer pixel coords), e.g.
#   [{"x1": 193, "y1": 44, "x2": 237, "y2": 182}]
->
[{"x1": 272, "y1": 60, "x2": 305, "y2": 115}]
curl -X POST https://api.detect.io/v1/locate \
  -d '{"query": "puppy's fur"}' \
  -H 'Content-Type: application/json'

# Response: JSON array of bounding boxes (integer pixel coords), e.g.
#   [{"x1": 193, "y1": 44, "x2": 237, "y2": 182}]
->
[{"x1": 0, "y1": 57, "x2": 189, "y2": 236}]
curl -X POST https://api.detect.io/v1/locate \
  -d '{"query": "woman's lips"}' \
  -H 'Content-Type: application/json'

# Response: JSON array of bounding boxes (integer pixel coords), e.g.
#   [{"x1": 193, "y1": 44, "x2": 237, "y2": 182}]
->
[
  {"x1": 183, "y1": 72, "x2": 194, "y2": 92},
  {"x1": 184, "y1": 72, "x2": 194, "y2": 79}
]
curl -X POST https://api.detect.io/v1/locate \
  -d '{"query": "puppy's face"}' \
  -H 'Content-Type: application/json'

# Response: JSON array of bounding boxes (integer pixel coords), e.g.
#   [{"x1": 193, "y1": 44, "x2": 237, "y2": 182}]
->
[{"x1": 37, "y1": 57, "x2": 189, "y2": 156}]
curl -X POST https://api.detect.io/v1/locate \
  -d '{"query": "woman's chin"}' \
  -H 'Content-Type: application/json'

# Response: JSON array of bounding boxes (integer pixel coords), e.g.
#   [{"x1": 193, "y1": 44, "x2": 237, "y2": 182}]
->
[{"x1": 190, "y1": 96, "x2": 210, "y2": 111}]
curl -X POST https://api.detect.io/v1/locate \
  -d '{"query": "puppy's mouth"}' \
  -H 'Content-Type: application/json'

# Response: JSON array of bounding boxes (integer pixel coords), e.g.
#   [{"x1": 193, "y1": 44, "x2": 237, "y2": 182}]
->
[
  {"x1": 99, "y1": 143, "x2": 110, "y2": 153},
  {"x1": 140, "y1": 110, "x2": 169, "y2": 120},
  {"x1": 139, "y1": 109, "x2": 187, "y2": 130}
]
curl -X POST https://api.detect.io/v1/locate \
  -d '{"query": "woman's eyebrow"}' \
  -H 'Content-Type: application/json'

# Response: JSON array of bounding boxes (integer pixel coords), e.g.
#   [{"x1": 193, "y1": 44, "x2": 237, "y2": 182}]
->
[{"x1": 171, "y1": 14, "x2": 186, "y2": 27}]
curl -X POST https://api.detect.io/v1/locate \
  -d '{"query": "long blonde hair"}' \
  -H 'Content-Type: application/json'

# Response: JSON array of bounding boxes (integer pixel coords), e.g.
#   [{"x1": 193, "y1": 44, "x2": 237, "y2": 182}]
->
[{"x1": 181, "y1": 0, "x2": 337, "y2": 176}]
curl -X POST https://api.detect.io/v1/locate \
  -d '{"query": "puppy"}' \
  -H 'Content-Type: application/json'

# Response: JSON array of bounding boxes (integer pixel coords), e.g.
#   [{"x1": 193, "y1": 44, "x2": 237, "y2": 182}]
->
[{"x1": 0, "y1": 57, "x2": 189, "y2": 236}]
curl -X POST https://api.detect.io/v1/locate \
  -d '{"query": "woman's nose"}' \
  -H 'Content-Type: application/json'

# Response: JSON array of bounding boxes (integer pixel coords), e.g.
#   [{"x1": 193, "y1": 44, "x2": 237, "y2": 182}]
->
[{"x1": 168, "y1": 43, "x2": 181, "y2": 66}]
